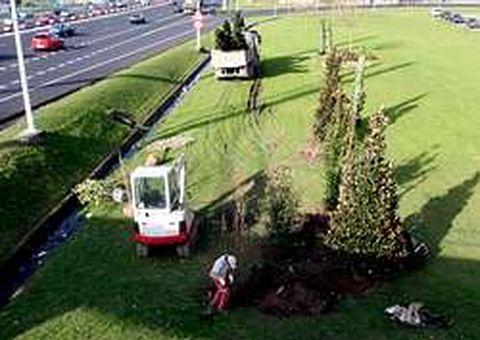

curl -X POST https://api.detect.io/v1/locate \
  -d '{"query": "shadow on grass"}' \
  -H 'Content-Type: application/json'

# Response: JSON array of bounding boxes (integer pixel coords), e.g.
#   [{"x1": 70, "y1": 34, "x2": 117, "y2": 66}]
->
[
  {"x1": 154, "y1": 107, "x2": 248, "y2": 140},
  {"x1": 395, "y1": 149, "x2": 438, "y2": 198},
  {"x1": 386, "y1": 93, "x2": 427, "y2": 125},
  {"x1": 261, "y1": 53, "x2": 310, "y2": 78},
  {"x1": 39, "y1": 72, "x2": 181, "y2": 89},
  {"x1": 343, "y1": 61, "x2": 415, "y2": 84},
  {"x1": 336, "y1": 34, "x2": 377, "y2": 48},
  {"x1": 403, "y1": 172, "x2": 480, "y2": 256},
  {"x1": 371, "y1": 40, "x2": 403, "y2": 51},
  {"x1": 2, "y1": 171, "x2": 480, "y2": 339},
  {"x1": 0, "y1": 131, "x2": 111, "y2": 262},
  {"x1": 0, "y1": 170, "x2": 269, "y2": 339}
]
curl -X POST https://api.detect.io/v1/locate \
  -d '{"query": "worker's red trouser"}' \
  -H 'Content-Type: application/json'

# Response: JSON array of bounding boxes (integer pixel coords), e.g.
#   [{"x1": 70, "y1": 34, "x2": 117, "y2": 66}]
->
[{"x1": 211, "y1": 279, "x2": 231, "y2": 311}]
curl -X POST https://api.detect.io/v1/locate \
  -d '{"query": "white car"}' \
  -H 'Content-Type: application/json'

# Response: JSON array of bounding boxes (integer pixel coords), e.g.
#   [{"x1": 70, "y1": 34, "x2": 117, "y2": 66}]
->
[
  {"x1": 431, "y1": 7, "x2": 444, "y2": 18},
  {"x1": 2, "y1": 18, "x2": 12, "y2": 32}
]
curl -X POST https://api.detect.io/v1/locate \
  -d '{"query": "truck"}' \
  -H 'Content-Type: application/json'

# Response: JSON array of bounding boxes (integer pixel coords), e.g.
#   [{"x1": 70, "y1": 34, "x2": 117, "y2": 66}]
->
[{"x1": 211, "y1": 29, "x2": 261, "y2": 79}]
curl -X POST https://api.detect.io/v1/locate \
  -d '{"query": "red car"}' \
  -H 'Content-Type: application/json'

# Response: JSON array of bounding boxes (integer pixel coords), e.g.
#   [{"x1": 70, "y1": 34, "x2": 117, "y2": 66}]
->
[
  {"x1": 35, "y1": 14, "x2": 58, "y2": 27},
  {"x1": 31, "y1": 33, "x2": 63, "y2": 51}
]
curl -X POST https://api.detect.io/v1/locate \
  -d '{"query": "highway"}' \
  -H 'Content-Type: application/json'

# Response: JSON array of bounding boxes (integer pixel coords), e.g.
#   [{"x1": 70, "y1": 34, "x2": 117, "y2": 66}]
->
[{"x1": 0, "y1": 2, "x2": 222, "y2": 125}]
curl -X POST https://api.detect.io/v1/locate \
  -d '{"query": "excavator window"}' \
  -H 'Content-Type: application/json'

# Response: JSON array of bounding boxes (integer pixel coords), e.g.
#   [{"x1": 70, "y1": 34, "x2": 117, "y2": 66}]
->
[{"x1": 134, "y1": 177, "x2": 167, "y2": 209}]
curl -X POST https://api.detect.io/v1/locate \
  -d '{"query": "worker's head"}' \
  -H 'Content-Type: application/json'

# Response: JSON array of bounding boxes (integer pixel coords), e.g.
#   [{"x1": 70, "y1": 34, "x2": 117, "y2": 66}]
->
[{"x1": 226, "y1": 255, "x2": 237, "y2": 271}]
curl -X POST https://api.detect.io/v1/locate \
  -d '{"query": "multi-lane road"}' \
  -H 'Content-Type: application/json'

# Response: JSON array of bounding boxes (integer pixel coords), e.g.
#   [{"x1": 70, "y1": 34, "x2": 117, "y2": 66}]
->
[{"x1": 0, "y1": 2, "x2": 222, "y2": 125}]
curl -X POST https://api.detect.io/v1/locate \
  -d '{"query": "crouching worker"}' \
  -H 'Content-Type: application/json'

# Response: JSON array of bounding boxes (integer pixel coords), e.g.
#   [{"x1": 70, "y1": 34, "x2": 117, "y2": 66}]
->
[{"x1": 207, "y1": 253, "x2": 238, "y2": 314}]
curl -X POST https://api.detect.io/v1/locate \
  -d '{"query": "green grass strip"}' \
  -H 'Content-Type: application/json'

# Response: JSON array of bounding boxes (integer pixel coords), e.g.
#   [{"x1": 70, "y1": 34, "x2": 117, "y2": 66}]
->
[{"x1": 0, "y1": 40, "x2": 207, "y2": 262}]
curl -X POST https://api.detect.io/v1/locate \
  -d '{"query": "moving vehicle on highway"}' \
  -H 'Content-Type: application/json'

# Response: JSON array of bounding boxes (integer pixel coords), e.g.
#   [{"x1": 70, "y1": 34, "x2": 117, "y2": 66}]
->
[
  {"x1": 35, "y1": 13, "x2": 58, "y2": 26},
  {"x1": 58, "y1": 10, "x2": 78, "y2": 22},
  {"x1": 183, "y1": 0, "x2": 197, "y2": 15},
  {"x1": 50, "y1": 23, "x2": 75, "y2": 37},
  {"x1": 2, "y1": 17, "x2": 34, "y2": 31},
  {"x1": 89, "y1": 6, "x2": 106, "y2": 17},
  {"x1": 31, "y1": 32, "x2": 64, "y2": 51},
  {"x1": 2, "y1": 18, "x2": 12, "y2": 32},
  {"x1": 129, "y1": 13, "x2": 146, "y2": 24}
]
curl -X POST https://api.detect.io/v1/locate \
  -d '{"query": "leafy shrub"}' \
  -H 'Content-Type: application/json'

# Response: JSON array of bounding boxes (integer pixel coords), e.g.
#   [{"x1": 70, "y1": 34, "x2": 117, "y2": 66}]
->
[
  {"x1": 314, "y1": 49, "x2": 343, "y2": 142},
  {"x1": 73, "y1": 179, "x2": 115, "y2": 207},
  {"x1": 264, "y1": 167, "x2": 299, "y2": 244},
  {"x1": 325, "y1": 108, "x2": 407, "y2": 259},
  {"x1": 214, "y1": 12, "x2": 247, "y2": 51},
  {"x1": 323, "y1": 91, "x2": 352, "y2": 210}
]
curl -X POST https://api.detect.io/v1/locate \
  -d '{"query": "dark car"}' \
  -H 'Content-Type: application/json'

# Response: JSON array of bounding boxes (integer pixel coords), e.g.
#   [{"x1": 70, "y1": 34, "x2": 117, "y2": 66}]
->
[
  {"x1": 129, "y1": 13, "x2": 146, "y2": 24},
  {"x1": 50, "y1": 23, "x2": 75, "y2": 37},
  {"x1": 451, "y1": 14, "x2": 465, "y2": 24}
]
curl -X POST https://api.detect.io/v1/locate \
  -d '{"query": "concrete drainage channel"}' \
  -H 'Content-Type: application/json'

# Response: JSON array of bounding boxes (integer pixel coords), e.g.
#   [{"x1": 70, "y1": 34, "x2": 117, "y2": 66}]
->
[{"x1": 0, "y1": 55, "x2": 211, "y2": 307}]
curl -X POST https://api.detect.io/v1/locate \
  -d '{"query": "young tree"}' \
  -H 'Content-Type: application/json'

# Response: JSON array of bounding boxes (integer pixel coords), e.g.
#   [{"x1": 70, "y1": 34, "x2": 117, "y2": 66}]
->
[
  {"x1": 214, "y1": 12, "x2": 246, "y2": 51},
  {"x1": 215, "y1": 20, "x2": 234, "y2": 50},
  {"x1": 264, "y1": 167, "x2": 299, "y2": 244},
  {"x1": 351, "y1": 54, "x2": 366, "y2": 122},
  {"x1": 323, "y1": 90, "x2": 351, "y2": 210},
  {"x1": 314, "y1": 49, "x2": 343, "y2": 142},
  {"x1": 325, "y1": 107, "x2": 407, "y2": 259},
  {"x1": 320, "y1": 19, "x2": 327, "y2": 55}
]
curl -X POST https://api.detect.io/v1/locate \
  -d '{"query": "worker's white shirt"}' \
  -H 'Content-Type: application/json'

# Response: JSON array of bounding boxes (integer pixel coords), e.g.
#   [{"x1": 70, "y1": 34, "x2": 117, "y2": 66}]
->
[{"x1": 210, "y1": 255, "x2": 234, "y2": 280}]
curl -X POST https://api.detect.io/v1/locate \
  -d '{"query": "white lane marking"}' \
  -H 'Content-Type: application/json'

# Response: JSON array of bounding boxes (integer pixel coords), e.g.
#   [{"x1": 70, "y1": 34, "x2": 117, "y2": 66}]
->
[
  {"x1": 57, "y1": 63, "x2": 65, "y2": 68},
  {"x1": 27, "y1": 75, "x2": 33, "y2": 80},
  {"x1": 66, "y1": 60, "x2": 75, "y2": 65},
  {"x1": 10, "y1": 79, "x2": 19, "y2": 85},
  {"x1": 32, "y1": 57, "x2": 40, "y2": 61},
  {"x1": 72, "y1": 18, "x2": 191, "y2": 62},
  {"x1": 36, "y1": 70, "x2": 46, "y2": 76},
  {"x1": 9, "y1": 63, "x2": 17, "y2": 68},
  {"x1": 0, "y1": 2, "x2": 169, "y2": 39},
  {"x1": 0, "y1": 85, "x2": 6, "y2": 90},
  {"x1": 33, "y1": 17, "x2": 190, "y2": 70},
  {"x1": 0, "y1": 22, "x2": 214, "y2": 105},
  {"x1": 0, "y1": 66, "x2": 6, "y2": 72},
  {"x1": 47, "y1": 66, "x2": 56, "y2": 72},
  {"x1": 84, "y1": 13, "x2": 184, "y2": 47}
]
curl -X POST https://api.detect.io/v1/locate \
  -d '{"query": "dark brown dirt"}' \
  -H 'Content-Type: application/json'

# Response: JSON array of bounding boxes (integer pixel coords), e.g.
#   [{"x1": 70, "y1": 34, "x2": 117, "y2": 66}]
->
[{"x1": 231, "y1": 213, "x2": 388, "y2": 317}]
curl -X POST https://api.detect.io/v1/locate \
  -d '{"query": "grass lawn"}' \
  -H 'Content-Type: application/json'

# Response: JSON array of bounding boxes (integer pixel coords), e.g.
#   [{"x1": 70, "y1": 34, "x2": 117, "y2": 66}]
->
[
  {"x1": 1, "y1": 9, "x2": 480, "y2": 339},
  {"x1": 0, "y1": 38, "x2": 210, "y2": 263}
]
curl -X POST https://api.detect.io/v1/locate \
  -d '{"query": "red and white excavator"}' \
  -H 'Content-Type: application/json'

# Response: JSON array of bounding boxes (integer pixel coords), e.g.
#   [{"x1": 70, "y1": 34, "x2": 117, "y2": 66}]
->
[{"x1": 130, "y1": 155, "x2": 199, "y2": 257}]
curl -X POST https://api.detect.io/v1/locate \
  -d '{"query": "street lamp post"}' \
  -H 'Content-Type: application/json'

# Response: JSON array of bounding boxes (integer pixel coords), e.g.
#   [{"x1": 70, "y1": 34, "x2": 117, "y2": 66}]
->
[
  {"x1": 10, "y1": 0, "x2": 40, "y2": 139},
  {"x1": 194, "y1": 2, "x2": 203, "y2": 52}
]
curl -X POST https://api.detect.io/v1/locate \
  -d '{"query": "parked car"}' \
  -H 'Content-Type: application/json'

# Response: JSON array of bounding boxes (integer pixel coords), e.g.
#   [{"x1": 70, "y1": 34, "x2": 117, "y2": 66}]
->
[
  {"x1": 31, "y1": 32, "x2": 64, "y2": 51},
  {"x1": 431, "y1": 7, "x2": 443, "y2": 18},
  {"x1": 50, "y1": 23, "x2": 75, "y2": 37},
  {"x1": 440, "y1": 10, "x2": 452, "y2": 21},
  {"x1": 451, "y1": 14, "x2": 465, "y2": 24},
  {"x1": 129, "y1": 13, "x2": 146, "y2": 24},
  {"x1": 468, "y1": 19, "x2": 480, "y2": 29}
]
